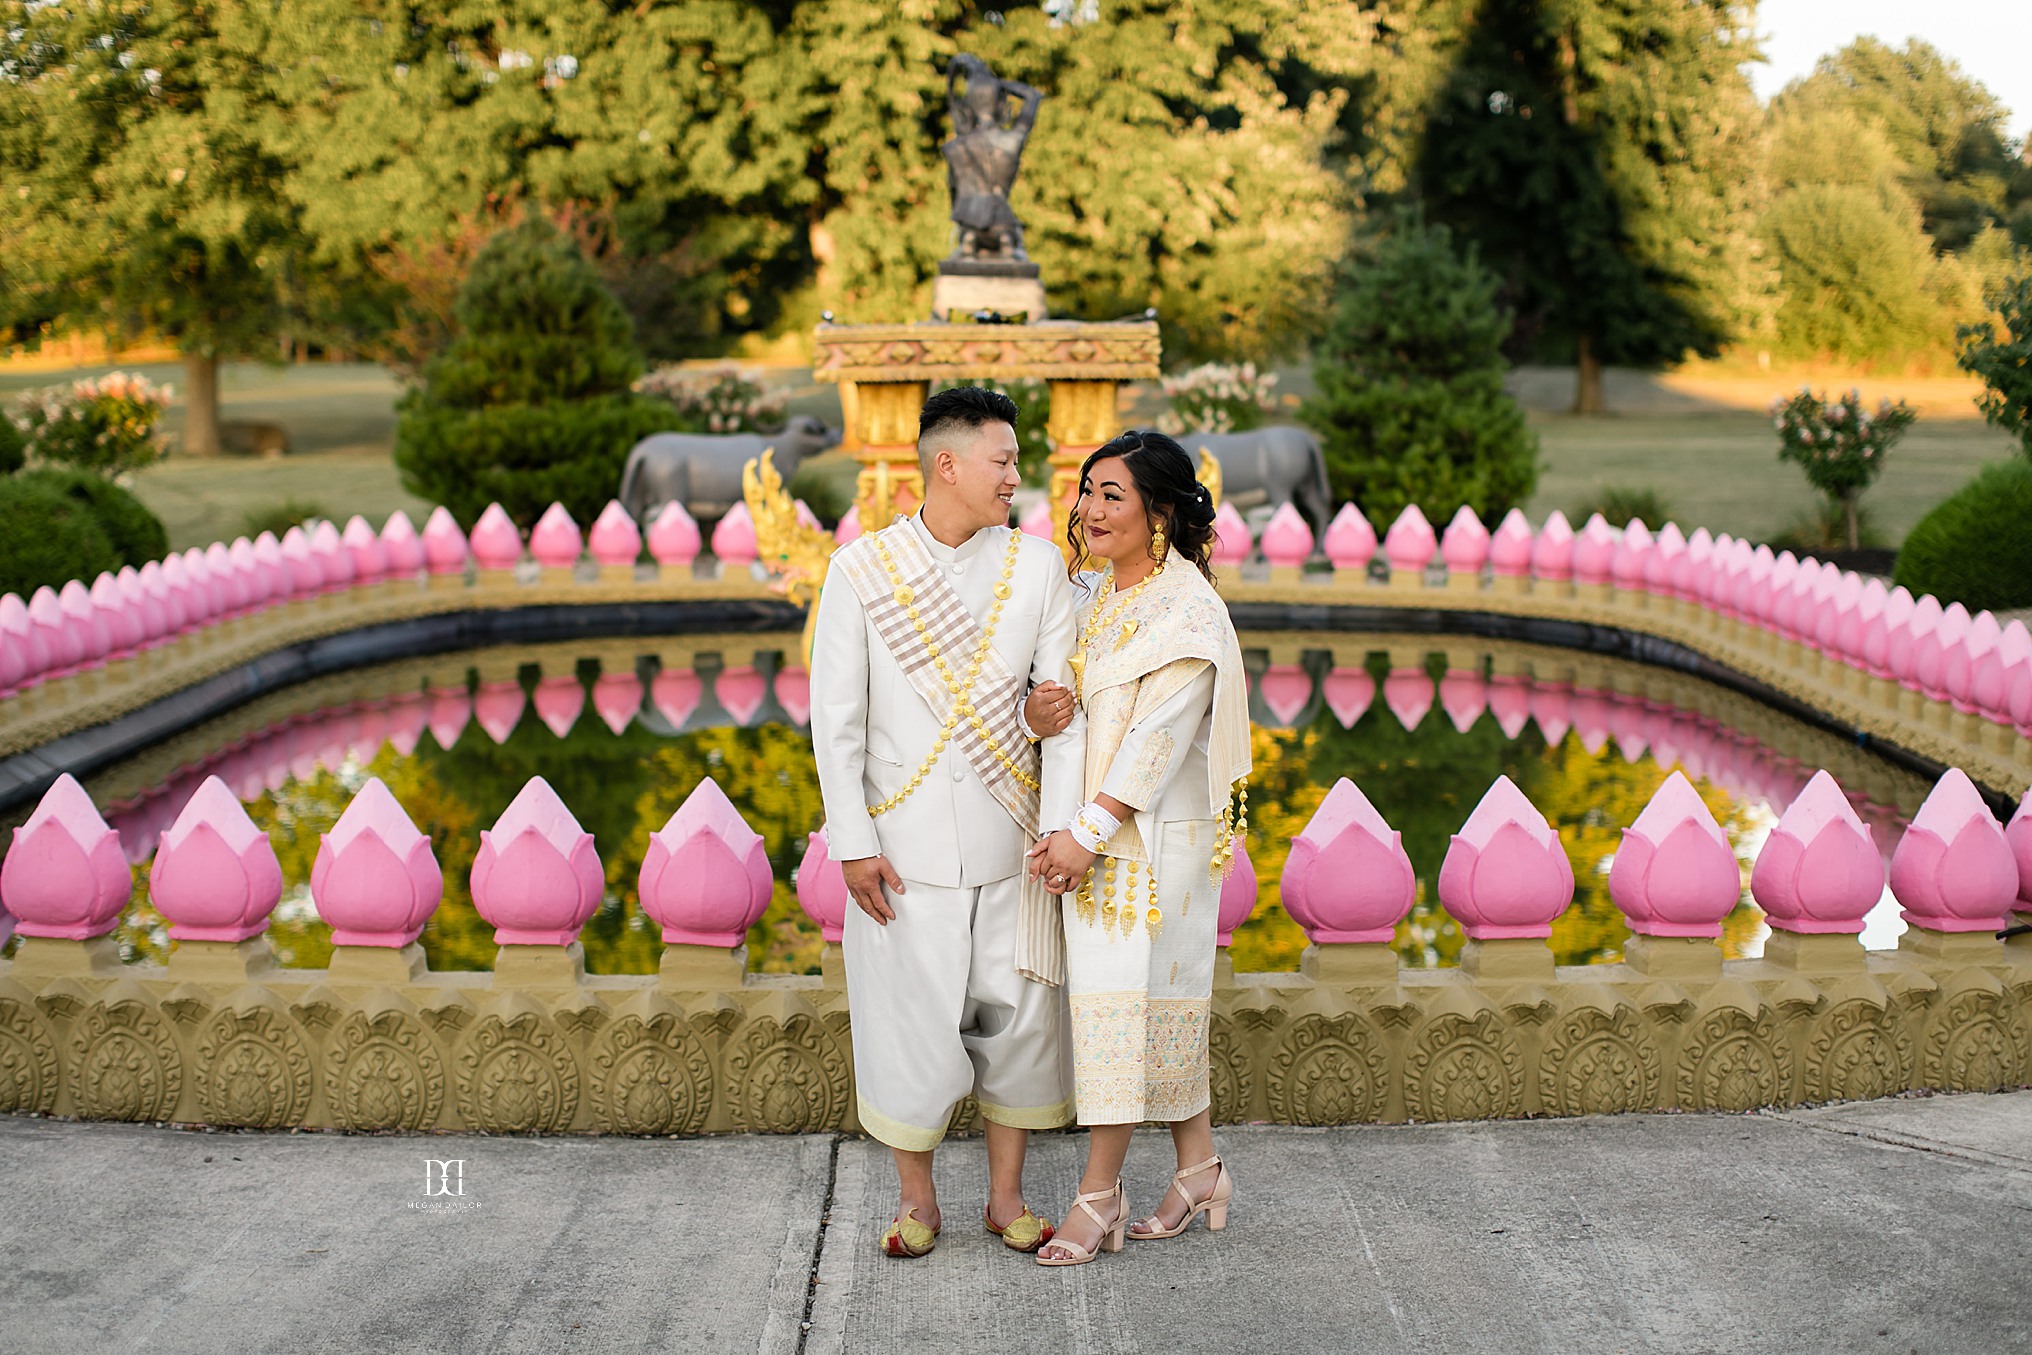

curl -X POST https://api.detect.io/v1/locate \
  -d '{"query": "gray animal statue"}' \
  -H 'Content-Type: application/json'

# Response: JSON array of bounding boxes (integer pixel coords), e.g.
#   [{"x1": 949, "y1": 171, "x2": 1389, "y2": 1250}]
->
[
  {"x1": 619, "y1": 416, "x2": 841, "y2": 523},
  {"x1": 1184, "y1": 426, "x2": 1333, "y2": 541}
]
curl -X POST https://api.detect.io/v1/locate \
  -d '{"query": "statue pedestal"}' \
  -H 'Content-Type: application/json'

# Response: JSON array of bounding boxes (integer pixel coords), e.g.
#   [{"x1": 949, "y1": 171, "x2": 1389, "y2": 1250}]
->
[{"x1": 932, "y1": 259, "x2": 1046, "y2": 322}]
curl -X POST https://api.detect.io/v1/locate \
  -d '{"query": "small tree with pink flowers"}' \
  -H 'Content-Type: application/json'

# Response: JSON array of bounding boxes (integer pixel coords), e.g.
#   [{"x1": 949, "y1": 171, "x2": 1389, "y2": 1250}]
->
[{"x1": 1771, "y1": 387, "x2": 1915, "y2": 551}]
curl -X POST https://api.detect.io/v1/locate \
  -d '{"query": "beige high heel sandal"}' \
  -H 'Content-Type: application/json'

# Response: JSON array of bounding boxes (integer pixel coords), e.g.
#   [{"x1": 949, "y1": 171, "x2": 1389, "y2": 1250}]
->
[
  {"x1": 1035, "y1": 1181, "x2": 1128, "y2": 1267},
  {"x1": 1130, "y1": 1155, "x2": 1232, "y2": 1240}
]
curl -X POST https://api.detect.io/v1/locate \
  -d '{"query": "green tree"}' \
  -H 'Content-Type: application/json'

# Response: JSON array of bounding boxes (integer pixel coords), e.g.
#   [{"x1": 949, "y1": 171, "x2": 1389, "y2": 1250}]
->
[
  {"x1": 1301, "y1": 213, "x2": 1538, "y2": 528},
  {"x1": 393, "y1": 221, "x2": 677, "y2": 528},
  {"x1": 1416, "y1": 0, "x2": 1771, "y2": 412},
  {"x1": 1958, "y1": 273, "x2": 2032, "y2": 459},
  {"x1": 0, "y1": 1, "x2": 304, "y2": 453}
]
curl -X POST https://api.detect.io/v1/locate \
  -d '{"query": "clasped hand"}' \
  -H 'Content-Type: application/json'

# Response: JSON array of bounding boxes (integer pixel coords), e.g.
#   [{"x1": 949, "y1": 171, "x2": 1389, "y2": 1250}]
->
[
  {"x1": 1027, "y1": 830, "x2": 1096, "y2": 895},
  {"x1": 1023, "y1": 680, "x2": 1075, "y2": 737}
]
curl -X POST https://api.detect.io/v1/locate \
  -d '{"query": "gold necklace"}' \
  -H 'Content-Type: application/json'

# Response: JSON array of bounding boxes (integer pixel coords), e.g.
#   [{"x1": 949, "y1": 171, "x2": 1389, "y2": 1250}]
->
[
  {"x1": 866, "y1": 528, "x2": 1038, "y2": 817},
  {"x1": 1071, "y1": 563, "x2": 1163, "y2": 699}
]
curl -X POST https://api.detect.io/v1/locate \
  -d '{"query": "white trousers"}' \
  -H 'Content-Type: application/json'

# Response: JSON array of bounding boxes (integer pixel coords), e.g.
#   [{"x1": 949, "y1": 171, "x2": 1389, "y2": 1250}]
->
[{"x1": 844, "y1": 872, "x2": 1074, "y2": 1151}]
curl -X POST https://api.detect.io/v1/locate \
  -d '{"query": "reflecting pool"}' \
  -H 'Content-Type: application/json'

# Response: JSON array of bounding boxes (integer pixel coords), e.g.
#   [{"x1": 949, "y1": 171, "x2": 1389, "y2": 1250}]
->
[{"x1": 2, "y1": 632, "x2": 1933, "y2": 975}]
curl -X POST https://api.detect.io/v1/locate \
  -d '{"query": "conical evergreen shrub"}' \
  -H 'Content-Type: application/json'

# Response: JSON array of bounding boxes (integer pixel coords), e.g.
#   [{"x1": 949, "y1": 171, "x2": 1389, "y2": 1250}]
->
[
  {"x1": 1301, "y1": 213, "x2": 1539, "y2": 531},
  {"x1": 395, "y1": 221, "x2": 682, "y2": 528}
]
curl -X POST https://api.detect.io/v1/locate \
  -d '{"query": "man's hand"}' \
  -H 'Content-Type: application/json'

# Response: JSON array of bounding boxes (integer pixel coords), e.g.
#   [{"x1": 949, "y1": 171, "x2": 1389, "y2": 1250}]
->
[
  {"x1": 1023, "y1": 680, "x2": 1075, "y2": 738},
  {"x1": 1027, "y1": 831, "x2": 1097, "y2": 895},
  {"x1": 841, "y1": 855, "x2": 903, "y2": 925}
]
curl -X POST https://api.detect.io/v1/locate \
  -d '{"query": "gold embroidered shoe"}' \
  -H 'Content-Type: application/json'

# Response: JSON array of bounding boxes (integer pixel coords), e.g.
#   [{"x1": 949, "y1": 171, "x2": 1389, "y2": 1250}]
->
[
  {"x1": 881, "y1": 1207, "x2": 940, "y2": 1258},
  {"x1": 984, "y1": 1204, "x2": 1055, "y2": 1253}
]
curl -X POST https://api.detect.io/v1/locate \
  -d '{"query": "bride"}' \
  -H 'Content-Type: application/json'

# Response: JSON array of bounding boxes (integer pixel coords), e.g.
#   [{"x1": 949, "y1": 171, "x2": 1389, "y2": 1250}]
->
[{"x1": 1025, "y1": 428, "x2": 1251, "y2": 1267}]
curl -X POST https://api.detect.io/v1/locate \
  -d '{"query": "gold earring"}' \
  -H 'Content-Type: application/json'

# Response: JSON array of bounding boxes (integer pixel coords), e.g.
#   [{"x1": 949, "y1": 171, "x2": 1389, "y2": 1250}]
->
[{"x1": 1150, "y1": 523, "x2": 1168, "y2": 562}]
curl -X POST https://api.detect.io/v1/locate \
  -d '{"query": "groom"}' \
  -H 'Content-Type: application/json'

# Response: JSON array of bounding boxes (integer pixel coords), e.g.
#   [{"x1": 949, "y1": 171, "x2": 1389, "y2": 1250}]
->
[{"x1": 811, "y1": 385, "x2": 1085, "y2": 1257}]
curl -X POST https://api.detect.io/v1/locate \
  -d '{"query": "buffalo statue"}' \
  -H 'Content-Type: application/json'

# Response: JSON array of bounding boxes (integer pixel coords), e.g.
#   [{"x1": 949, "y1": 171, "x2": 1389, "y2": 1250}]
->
[
  {"x1": 619, "y1": 415, "x2": 842, "y2": 523},
  {"x1": 1183, "y1": 426, "x2": 1332, "y2": 541}
]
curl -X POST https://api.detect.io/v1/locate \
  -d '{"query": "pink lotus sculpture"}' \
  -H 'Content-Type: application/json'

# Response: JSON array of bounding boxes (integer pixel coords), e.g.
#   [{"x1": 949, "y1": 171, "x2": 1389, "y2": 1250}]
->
[
  {"x1": 1211, "y1": 502, "x2": 1252, "y2": 566},
  {"x1": 248, "y1": 535, "x2": 286, "y2": 607},
  {"x1": 592, "y1": 671, "x2": 644, "y2": 734},
  {"x1": 1572, "y1": 514, "x2": 1616, "y2": 586},
  {"x1": 380, "y1": 510, "x2": 425, "y2": 575},
  {"x1": 1863, "y1": 586, "x2": 1913, "y2": 679},
  {"x1": 473, "y1": 681, "x2": 526, "y2": 744},
  {"x1": 639, "y1": 778, "x2": 773, "y2": 946},
  {"x1": 835, "y1": 505, "x2": 866, "y2": 545},
  {"x1": 1945, "y1": 609, "x2": 2000, "y2": 714},
  {"x1": 2006, "y1": 792, "x2": 2032, "y2": 911},
  {"x1": 203, "y1": 542, "x2": 245, "y2": 614},
  {"x1": 1440, "y1": 506, "x2": 1489, "y2": 576},
  {"x1": 1608, "y1": 772, "x2": 1739, "y2": 937},
  {"x1": 1320, "y1": 503, "x2": 1375, "y2": 573},
  {"x1": 58, "y1": 581, "x2": 110, "y2": 666},
  {"x1": 1913, "y1": 601, "x2": 1969, "y2": 701},
  {"x1": 1644, "y1": 522, "x2": 1685, "y2": 594},
  {"x1": 2, "y1": 591, "x2": 49, "y2": 690},
  {"x1": 1260, "y1": 503, "x2": 1313, "y2": 568},
  {"x1": 1972, "y1": 618, "x2": 2028, "y2": 724},
  {"x1": 1, "y1": 773, "x2": 133, "y2": 939},
  {"x1": 1382, "y1": 665, "x2": 1432, "y2": 731},
  {"x1": 1764, "y1": 552, "x2": 1800, "y2": 637},
  {"x1": 341, "y1": 515, "x2": 387, "y2": 582},
  {"x1": 310, "y1": 520, "x2": 355, "y2": 591},
  {"x1": 470, "y1": 503, "x2": 523, "y2": 571},
  {"x1": 1217, "y1": 835, "x2": 1258, "y2": 945},
  {"x1": 774, "y1": 667, "x2": 812, "y2": 726},
  {"x1": 1322, "y1": 667, "x2": 1373, "y2": 728},
  {"x1": 796, "y1": 830, "x2": 848, "y2": 943},
  {"x1": 1259, "y1": 665, "x2": 1313, "y2": 726},
  {"x1": 533, "y1": 675, "x2": 585, "y2": 737},
  {"x1": 716, "y1": 665, "x2": 767, "y2": 725},
  {"x1": 712, "y1": 502, "x2": 759, "y2": 566},
  {"x1": 1890, "y1": 767, "x2": 2017, "y2": 933},
  {"x1": 1525, "y1": 683, "x2": 1568, "y2": 748},
  {"x1": 1489, "y1": 509, "x2": 1533, "y2": 578},
  {"x1": 278, "y1": 527, "x2": 324, "y2": 596},
  {"x1": 530, "y1": 502, "x2": 584, "y2": 569},
  {"x1": 425, "y1": 686, "x2": 471, "y2": 751},
  {"x1": 1893, "y1": 593, "x2": 1943, "y2": 690},
  {"x1": 91, "y1": 573, "x2": 143, "y2": 656},
  {"x1": 149, "y1": 775, "x2": 283, "y2": 942},
  {"x1": 310, "y1": 777, "x2": 443, "y2": 946},
  {"x1": 1018, "y1": 499, "x2": 1053, "y2": 540},
  {"x1": 422, "y1": 507, "x2": 470, "y2": 575},
  {"x1": 1437, "y1": 776, "x2": 1575, "y2": 939},
  {"x1": 1531, "y1": 510, "x2": 1575, "y2": 582},
  {"x1": 1438, "y1": 668, "x2": 1485, "y2": 733},
  {"x1": 1487, "y1": 675, "x2": 1531, "y2": 738},
  {"x1": 1610, "y1": 520, "x2": 1652, "y2": 591},
  {"x1": 1749, "y1": 769, "x2": 1885, "y2": 934},
  {"x1": 470, "y1": 777, "x2": 603, "y2": 945},
  {"x1": 1281, "y1": 778, "x2": 1415, "y2": 943},
  {"x1": 1383, "y1": 504, "x2": 1436, "y2": 574},
  {"x1": 653, "y1": 668, "x2": 703, "y2": 727},
  {"x1": 648, "y1": 501, "x2": 702, "y2": 566},
  {"x1": 1674, "y1": 527, "x2": 1712, "y2": 601},
  {"x1": 588, "y1": 500, "x2": 643, "y2": 568}
]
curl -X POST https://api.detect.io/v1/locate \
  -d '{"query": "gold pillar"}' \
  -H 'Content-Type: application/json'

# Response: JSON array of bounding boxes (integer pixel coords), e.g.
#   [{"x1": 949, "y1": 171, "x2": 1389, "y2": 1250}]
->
[
  {"x1": 1045, "y1": 379, "x2": 1120, "y2": 562},
  {"x1": 850, "y1": 379, "x2": 928, "y2": 532}
]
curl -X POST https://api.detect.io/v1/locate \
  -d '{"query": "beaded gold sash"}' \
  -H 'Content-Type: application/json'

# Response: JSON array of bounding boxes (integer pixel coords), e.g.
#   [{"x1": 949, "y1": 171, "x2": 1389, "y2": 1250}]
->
[{"x1": 833, "y1": 522, "x2": 1042, "y2": 838}]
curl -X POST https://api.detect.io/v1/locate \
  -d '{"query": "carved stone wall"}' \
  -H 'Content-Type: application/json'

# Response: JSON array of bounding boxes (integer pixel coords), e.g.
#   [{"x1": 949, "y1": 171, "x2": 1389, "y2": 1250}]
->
[{"x1": 3, "y1": 931, "x2": 2027, "y2": 1134}]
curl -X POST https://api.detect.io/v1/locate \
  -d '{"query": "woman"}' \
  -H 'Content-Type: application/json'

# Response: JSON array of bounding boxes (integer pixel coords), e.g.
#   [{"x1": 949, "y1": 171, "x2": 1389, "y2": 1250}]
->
[{"x1": 1025, "y1": 429, "x2": 1251, "y2": 1267}]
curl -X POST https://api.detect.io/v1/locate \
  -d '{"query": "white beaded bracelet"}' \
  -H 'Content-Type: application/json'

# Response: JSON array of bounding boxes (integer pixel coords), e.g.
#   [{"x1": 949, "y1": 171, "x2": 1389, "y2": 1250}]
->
[{"x1": 1068, "y1": 801, "x2": 1120, "y2": 854}]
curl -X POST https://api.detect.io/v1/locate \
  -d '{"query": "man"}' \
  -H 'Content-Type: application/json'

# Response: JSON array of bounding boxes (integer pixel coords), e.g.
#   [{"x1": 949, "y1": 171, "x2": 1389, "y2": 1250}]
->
[{"x1": 811, "y1": 385, "x2": 1084, "y2": 1258}]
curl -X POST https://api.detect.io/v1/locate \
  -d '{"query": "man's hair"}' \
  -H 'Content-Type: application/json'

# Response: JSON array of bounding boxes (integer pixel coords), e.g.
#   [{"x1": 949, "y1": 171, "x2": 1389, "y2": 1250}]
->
[{"x1": 918, "y1": 386, "x2": 1019, "y2": 467}]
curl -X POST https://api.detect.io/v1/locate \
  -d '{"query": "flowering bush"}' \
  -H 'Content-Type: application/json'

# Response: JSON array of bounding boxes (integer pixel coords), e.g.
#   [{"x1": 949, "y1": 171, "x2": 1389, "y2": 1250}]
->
[
  {"x1": 634, "y1": 366, "x2": 788, "y2": 434},
  {"x1": 11, "y1": 371, "x2": 175, "y2": 479},
  {"x1": 1156, "y1": 362, "x2": 1279, "y2": 435},
  {"x1": 1772, "y1": 387, "x2": 1915, "y2": 550}
]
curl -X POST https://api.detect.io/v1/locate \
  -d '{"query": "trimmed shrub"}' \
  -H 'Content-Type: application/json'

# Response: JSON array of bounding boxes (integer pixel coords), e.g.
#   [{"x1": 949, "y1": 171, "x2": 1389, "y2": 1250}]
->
[
  {"x1": 1302, "y1": 213, "x2": 1538, "y2": 530},
  {"x1": 242, "y1": 499, "x2": 331, "y2": 541},
  {"x1": 395, "y1": 221, "x2": 682, "y2": 528},
  {"x1": 0, "y1": 413, "x2": 24, "y2": 475},
  {"x1": 52, "y1": 470, "x2": 170, "y2": 565},
  {"x1": 1573, "y1": 487, "x2": 1674, "y2": 531},
  {"x1": 0, "y1": 472, "x2": 121, "y2": 598},
  {"x1": 1893, "y1": 459, "x2": 2032, "y2": 611}
]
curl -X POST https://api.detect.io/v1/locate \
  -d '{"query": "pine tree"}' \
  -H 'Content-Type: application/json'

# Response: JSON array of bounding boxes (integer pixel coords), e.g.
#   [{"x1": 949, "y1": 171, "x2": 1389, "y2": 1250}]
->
[
  {"x1": 1417, "y1": 0, "x2": 1770, "y2": 413},
  {"x1": 1301, "y1": 212, "x2": 1538, "y2": 528}
]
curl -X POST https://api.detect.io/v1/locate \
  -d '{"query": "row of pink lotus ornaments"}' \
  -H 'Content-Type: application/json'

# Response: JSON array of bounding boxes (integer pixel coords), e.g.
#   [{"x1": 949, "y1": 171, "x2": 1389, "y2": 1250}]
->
[
  {"x1": 4, "y1": 496, "x2": 2030, "y2": 740},
  {"x1": 3, "y1": 746, "x2": 2029, "y2": 963}
]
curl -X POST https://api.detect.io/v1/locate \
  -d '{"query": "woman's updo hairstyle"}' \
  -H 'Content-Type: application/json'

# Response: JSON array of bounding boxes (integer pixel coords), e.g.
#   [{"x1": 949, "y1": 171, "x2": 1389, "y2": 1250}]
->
[{"x1": 1068, "y1": 428, "x2": 1220, "y2": 582}]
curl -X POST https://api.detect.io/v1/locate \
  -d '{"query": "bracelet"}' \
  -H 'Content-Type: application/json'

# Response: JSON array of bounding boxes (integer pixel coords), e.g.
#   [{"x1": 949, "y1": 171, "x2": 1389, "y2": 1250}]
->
[{"x1": 1067, "y1": 801, "x2": 1120, "y2": 854}]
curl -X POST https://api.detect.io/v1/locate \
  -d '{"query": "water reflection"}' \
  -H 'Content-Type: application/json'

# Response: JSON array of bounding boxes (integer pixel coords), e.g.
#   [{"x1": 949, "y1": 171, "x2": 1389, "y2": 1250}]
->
[{"x1": 6, "y1": 634, "x2": 1930, "y2": 976}]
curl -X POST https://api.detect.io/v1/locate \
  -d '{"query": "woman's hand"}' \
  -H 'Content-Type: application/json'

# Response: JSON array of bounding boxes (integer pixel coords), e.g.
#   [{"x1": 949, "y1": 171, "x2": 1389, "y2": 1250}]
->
[
  {"x1": 1027, "y1": 830, "x2": 1097, "y2": 895},
  {"x1": 1023, "y1": 680, "x2": 1075, "y2": 738}
]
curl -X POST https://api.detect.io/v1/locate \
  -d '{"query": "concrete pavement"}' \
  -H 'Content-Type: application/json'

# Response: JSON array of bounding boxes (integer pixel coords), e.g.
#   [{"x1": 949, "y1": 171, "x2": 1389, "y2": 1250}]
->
[{"x1": 2, "y1": 1094, "x2": 2029, "y2": 1354}]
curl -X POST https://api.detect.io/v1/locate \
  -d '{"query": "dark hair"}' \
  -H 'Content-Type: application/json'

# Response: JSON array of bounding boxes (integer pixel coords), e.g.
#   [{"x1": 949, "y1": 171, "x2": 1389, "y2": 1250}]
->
[
  {"x1": 918, "y1": 385, "x2": 1019, "y2": 450},
  {"x1": 1067, "y1": 428, "x2": 1219, "y2": 581}
]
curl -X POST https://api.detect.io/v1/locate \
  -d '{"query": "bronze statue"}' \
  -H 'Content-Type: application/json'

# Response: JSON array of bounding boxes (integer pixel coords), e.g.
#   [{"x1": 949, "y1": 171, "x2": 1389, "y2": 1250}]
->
[{"x1": 942, "y1": 55, "x2": 1042, "y2": 263}]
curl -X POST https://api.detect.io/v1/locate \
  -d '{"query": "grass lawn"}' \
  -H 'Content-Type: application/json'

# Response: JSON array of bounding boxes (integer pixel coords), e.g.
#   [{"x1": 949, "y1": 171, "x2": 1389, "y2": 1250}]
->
[{"x1": 3, "y1": 359, "x2": 2018, "y2": 551}]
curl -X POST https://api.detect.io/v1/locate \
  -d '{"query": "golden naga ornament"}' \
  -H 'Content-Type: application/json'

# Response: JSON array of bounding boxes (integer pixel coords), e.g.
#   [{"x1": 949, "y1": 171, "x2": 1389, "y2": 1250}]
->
[
  {"x1": 1194, "y1": 447, "x2": 1223, "y2": 509},
  {"x1": 743, "y1": 449, "x2": 841, "y2": 665}
]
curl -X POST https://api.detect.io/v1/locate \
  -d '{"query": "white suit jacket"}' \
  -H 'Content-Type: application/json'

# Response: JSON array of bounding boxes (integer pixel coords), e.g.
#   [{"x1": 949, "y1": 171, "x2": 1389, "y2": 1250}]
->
[{"x1": 811, "y1": 513, "x2": 1085, "y2": 888}]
